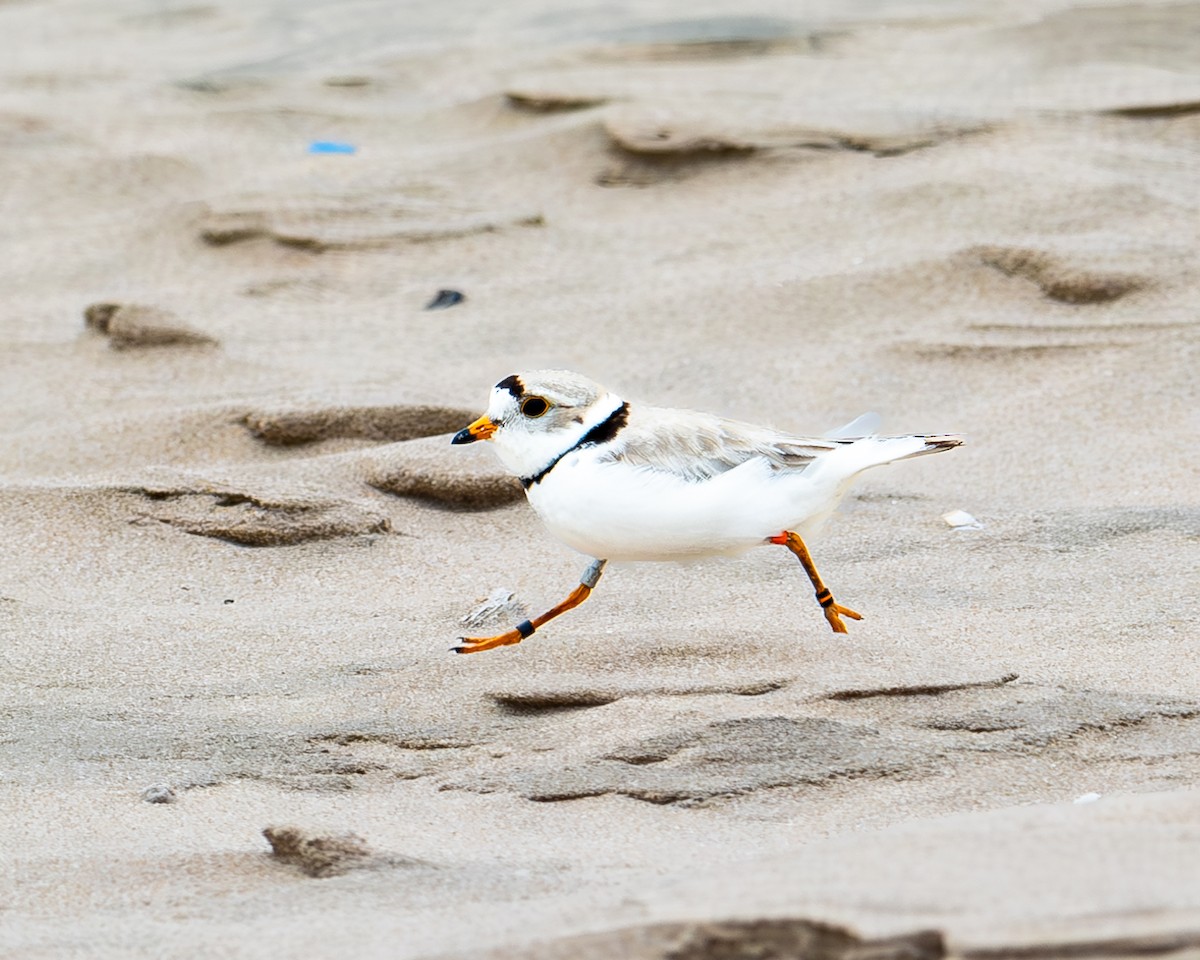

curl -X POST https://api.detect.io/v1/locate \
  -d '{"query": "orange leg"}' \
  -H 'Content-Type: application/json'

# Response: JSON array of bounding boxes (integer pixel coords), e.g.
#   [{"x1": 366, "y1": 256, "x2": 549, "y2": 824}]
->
[
  {"x1": 769, "y1": 531, "x2": 862, "y2": 634},
  {"x1": 454, "y1": 559, "x2": 607, "y2": 654}
]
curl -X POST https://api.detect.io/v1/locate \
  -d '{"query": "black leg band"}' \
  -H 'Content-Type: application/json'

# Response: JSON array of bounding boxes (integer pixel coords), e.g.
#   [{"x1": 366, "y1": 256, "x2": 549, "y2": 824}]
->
[
  {"x1": 816, "y1": 590, "x2": 834, "y2": 608},
  {"x1": 515, "y1": 620, "x2": 536, "y2": 639}
]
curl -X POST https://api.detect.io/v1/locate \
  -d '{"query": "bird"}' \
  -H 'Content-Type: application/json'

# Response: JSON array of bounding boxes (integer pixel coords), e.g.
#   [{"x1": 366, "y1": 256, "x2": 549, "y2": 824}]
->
[{"x1": 450, "y1": 370, "x2": 962, "y2": 654}]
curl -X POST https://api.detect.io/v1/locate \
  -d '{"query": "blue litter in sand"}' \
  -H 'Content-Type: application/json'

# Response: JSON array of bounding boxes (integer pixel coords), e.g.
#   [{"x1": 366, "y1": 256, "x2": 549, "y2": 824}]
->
[{"x1": 308, "y1": 141, "x2": 357, "y2": 155}]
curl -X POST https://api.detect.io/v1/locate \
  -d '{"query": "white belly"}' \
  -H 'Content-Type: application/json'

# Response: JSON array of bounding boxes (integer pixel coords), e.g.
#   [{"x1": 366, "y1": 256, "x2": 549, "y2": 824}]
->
[{"x1": 524, "y1": 451, "x2": 844, "y2": 561}]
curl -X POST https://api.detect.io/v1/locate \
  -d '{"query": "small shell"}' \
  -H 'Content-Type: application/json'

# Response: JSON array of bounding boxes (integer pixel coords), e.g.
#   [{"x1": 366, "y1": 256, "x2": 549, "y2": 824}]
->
[
  {"x1": 461, "y1": 587, "x2": 528, "y2": 628},
  {"x1": 943, "y1": 509, "x2": 983, "y2": 531}
]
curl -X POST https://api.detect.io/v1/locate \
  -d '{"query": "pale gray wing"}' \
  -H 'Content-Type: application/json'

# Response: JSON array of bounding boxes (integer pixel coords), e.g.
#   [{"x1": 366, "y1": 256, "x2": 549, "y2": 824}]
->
[
  {"x1": 601, "y1": 406, "x2": 847, "y2": 483},
  {"x1": 824, "y1": 412, "x2": 880, "y2": 439}
]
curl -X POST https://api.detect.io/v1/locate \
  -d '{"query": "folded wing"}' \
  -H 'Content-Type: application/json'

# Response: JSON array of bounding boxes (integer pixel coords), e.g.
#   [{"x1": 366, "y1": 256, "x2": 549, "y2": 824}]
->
[{"x1": 602, "y1": 407, "x2": 849, "y2": 482}]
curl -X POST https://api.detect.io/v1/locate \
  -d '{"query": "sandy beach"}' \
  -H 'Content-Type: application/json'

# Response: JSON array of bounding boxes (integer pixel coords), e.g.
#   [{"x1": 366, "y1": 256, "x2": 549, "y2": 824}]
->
[{"x1": 2, "y1": 0, "x2": 1199, "y2": 957}]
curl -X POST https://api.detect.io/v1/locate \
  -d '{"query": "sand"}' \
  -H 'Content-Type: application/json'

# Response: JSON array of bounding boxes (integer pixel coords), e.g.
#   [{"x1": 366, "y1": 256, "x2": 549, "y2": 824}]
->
[{"x1": 2, "y1": 0, "x2": 1199, "y2": 957}]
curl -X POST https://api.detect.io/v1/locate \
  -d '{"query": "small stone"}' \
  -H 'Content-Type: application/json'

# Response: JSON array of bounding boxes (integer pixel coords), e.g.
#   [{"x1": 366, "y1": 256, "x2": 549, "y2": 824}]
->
[
  {"x1": 263, "y1": 825, "x2": 373, "y2": 878},
  {"x1": 142, "y1": 784, "x2": 177, "y2": 804},
  {"x1": 424, "y1": 289, "x2": 465, "y2": 310}
]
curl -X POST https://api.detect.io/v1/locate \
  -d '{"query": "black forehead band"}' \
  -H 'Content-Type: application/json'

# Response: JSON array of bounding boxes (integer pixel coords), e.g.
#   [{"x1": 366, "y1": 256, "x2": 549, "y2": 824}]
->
[{"x1": 496, "y1": 375, "x2": 524, "y2": 398}]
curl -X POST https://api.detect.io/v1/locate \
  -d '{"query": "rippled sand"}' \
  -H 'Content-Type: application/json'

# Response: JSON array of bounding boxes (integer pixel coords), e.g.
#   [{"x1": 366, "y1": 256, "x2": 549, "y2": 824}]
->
[{"x1": 2, "y1": 1, "x2": 1199, "y2": 957}]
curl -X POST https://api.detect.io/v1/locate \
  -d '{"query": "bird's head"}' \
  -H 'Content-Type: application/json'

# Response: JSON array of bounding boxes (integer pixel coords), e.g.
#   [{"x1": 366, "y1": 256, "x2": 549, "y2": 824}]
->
[{"x1": 452, "y1": 370, "x2": 624, "y2": 479}]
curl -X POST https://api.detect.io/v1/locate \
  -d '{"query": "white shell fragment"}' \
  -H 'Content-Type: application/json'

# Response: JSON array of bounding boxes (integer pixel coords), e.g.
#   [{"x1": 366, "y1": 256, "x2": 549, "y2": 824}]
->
[
  {"x1": 1074, "y1": 792, "x2": 1102, "y2": 805},
  {"x1": 943, "y1": 509, "x2": 983, "y2": 531},
  {"x1": 461, "y1": 587, "x2": 528, "y2": 628}
]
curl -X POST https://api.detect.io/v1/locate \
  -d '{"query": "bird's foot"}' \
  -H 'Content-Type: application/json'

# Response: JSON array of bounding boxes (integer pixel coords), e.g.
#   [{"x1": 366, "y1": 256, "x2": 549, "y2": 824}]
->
[
  {"x1": 452, "y1": 632, "x2": 520, "y2": 654},
  {"x1": 823, "y1": 602, "x2": 863, "y2": 634},
  {"x1": 452, "y1": 619, "x2": 535, "y2": 654}
]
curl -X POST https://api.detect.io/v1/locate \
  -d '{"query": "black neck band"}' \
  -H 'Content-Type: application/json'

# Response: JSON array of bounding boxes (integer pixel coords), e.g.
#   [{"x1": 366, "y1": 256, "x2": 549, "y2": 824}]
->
[{"x1": 521, "y1": 402, "x2": 630, "y2": 489}]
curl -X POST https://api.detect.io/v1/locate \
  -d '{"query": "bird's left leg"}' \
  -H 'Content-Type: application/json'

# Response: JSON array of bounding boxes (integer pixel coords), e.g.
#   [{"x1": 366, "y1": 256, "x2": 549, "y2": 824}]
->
[
  {"x1": 769, "y1": 531, "x2": 862, "y2": 634},
  {"x1": 453, "y1": 559, "x2": 607, "y2": 654}
]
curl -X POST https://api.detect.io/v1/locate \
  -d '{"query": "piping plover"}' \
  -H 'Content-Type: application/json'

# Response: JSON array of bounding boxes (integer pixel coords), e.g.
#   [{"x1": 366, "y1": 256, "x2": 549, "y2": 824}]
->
[{"x1": 451, "y1": 370, "x2": 962, "y2": 654}]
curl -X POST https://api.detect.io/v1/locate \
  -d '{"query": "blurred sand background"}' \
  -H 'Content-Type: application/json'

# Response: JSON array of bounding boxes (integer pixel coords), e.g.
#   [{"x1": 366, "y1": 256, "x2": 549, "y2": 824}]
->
[{"x1": 2, "y1": 0, "x2": 1199, "y2": 957}]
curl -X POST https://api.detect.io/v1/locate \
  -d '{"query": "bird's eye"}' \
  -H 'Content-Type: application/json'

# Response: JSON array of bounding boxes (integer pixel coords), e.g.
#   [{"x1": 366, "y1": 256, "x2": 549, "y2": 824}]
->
[{"x1": 520, "y1": 396, "x2": 550, "y2": 418}]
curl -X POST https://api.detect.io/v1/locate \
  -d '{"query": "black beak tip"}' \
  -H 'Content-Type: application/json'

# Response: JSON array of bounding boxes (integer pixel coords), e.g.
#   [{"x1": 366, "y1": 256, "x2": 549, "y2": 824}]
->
[{"x1": 451, "y1": 428, "x2": 475, "y2": 445}]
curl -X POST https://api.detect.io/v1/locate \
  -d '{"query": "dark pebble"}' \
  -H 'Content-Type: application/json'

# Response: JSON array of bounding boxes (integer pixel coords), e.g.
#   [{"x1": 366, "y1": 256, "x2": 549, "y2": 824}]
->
[{"x1": 425, "y1": 289, "x2": 466, "y2": 310}]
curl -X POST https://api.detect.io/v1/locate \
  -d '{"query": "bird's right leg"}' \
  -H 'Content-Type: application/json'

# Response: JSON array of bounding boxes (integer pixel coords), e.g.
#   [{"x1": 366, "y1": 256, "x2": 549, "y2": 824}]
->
[
  {"x1": 769, "y1": 531, "x2": 862, "y2": 634},
  {"x1": 454, "y1": 559, "x2": 607, "y2": 654}
]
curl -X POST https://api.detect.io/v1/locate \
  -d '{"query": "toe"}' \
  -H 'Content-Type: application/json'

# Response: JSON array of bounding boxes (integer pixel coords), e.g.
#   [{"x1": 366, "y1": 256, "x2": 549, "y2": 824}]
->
[{"x1": 452, "y1": 630, "x2": 523, "y2": 654}]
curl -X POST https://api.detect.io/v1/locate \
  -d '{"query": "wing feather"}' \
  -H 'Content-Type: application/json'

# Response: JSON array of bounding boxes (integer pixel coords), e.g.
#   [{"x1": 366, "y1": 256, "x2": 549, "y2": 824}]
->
[{"x1": 599, "y1": 406, "x2": 846, "y2": 482}]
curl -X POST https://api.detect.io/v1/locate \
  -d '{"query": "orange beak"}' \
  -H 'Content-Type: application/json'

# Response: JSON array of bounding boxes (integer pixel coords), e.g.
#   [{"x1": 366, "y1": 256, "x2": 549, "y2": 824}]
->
[{"x1": 451, "y1": 415, "x2": 497, "y2": 444}]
